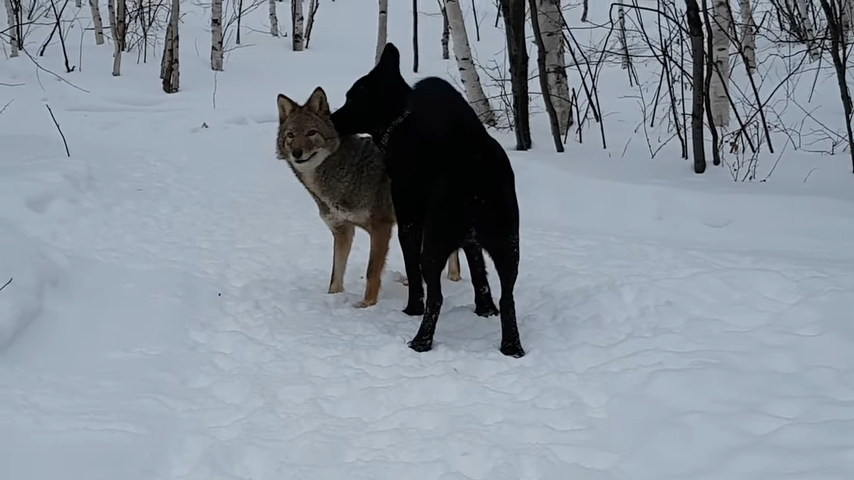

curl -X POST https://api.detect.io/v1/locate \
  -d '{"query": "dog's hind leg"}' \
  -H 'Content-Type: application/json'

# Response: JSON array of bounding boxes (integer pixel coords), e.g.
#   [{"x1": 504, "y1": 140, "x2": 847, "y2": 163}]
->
[
  {"x1": 462, "y1": 243, "x2": 499, "y2": 317},
  {"x1": 481, "y1": 234, "x2": 525, "y2": 358},
  {"x1": 328, "y1": 223, "x2": 355, "y2": 294},
  {"x1": 447, "y1": 250, "x2": 461, "y2": 281},
  {"x1": 358, "y1": 220, "x2": 394, "y2": 308},
  {"x1": 409, "y1": 234, "x2": 458, "y2": 353},
  {"x1": 398, "y1": 221, "x2": 425, "y2": 316}
]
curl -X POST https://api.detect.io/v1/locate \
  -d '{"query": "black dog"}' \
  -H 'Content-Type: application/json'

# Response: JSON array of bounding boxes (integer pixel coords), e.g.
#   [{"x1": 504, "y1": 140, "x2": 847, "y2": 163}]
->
[{"x1": 330, "y1": 43, "x2": 524, "y2": 358}]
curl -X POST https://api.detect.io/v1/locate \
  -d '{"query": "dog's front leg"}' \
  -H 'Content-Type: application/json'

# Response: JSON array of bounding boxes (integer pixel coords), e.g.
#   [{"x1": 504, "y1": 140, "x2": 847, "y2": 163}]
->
[
  {"x1": 328, "y1": 223, "x2": 355, "y2": 294},
  {"x1": 397, "y1": 222, "x2": 425, "y2": 316},
  {"x1": 358, "y1": 220, "x2": 394, "y2": 308}
]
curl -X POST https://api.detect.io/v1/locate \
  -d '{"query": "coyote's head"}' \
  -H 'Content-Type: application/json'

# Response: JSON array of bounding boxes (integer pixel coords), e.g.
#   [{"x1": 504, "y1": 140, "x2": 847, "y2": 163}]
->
[{"x1": 276, "y1": 86, "x2": 340, "y2": 170}]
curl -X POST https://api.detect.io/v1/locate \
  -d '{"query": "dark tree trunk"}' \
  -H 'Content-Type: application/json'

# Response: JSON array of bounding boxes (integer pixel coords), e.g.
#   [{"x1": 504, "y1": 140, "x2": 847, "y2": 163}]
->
[
  {"x1": 412, "y1": 0, "x2": 419, "y2": 72},
  {"x1": 685, "y1": 0, "x2": 706, "y2": 174},
  {"x1": 499, "y1": 0, "x2": 531, "y2": 150},
  {"x1": 818, "y1": 0, "x2": 854, "y2": 173}
]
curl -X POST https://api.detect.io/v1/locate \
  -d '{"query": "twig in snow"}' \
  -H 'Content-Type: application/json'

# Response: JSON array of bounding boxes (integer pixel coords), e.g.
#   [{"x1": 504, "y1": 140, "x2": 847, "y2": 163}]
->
[
  {"x1": 0, "y1": 278, "x2": 12, "y2": 292},
  {"x1": 45, "y1": 104, "x2": 71, "y2": 157},
  {"x1": 0, "y1": 100, "x2": 12, "y2": 114}
]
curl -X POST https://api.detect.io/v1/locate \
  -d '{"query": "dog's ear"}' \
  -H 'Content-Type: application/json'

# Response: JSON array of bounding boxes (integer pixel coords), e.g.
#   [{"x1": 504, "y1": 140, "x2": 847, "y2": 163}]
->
[
  {"x1": 277, "y1": 93, "x2": 299, "y2": 123},
  {"x1": 305, "y1": 86, "x2": 330, "y2": 116},
  {"x1": 376, "y1": 42, "x2": 400, "y2": 72}
]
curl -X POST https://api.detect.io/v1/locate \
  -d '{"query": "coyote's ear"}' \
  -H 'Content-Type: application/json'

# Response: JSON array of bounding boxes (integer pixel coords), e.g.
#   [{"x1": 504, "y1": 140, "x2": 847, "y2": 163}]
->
[
  {"x1": 277, "y1": 93, "x2": 299, "y2": 123},
  {"x1": 376, "y1": 42, "x2": 400, "y2": 72},
  {"x1": 306, "y1": 86, "x2": 330, "y2": 116}
]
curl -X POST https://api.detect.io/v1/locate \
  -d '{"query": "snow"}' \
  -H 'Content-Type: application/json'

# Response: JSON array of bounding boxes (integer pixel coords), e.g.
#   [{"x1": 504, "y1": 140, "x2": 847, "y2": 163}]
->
[{"x1": 2, "y1": 1, "x2": 854, "y2": 479}]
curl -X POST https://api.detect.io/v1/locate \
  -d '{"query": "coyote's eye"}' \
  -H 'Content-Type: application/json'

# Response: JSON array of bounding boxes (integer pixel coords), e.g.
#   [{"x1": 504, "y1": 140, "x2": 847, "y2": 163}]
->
[
  {"x1": 307, "y1": 130, "x2": 317, "y2": 136},
  {"x1": 286, "y1": 132, "x2": 295, "y2": 138}
]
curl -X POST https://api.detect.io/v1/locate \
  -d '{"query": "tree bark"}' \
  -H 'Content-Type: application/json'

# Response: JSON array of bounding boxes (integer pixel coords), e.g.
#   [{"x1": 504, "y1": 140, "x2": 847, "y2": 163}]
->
[
  {"x1": 818, "y1": 0, "x2": 854, "y2": 172},
  {"x1": 88, "y1": 0, "x2": 105, "y2": 45},
  {"x1": 445, "y1": 0, "x2": 496, "y2": 125},
  {"x1": 4, "y1": 0, "x2": 19, "y2": 57},
  {"x1": 269, "y1": 0, "x2": 279, "y2": 36},
  {"x1": 412, "y1": 0, "x2": 419, "y2": 72},
  {"x1": 291, "y1": 0, "x2": 304, "y2": 51},
  {"x1": 528, "y1": 0, "x2": 563, "y2": 151},
  {"x1": 740, "y1": 0, "x2": 756, "y2": 73},
  {"x1": 499, "y1": 0, "x2": 531, "y2": 150},
  {"x1": 685, "y1": 0, "x2": 706, "y2": 173},
  {"x1": 111, "y1": 0, "x2": 126, "y2": 76},
  {"x1": 537, "y1": 0, "x2": 570, "y2": 135},
  {"x1": 375, "y1": 0, "x2": 388, "y2": 64},
  {"x1": 709, "y1": 0, "x2": 731, "y2": 128},
  {"x1": 162, "y1": 0, "x2": 180, "y2": 93},
  {"x1": 441, "y1": 4, "x2": 450, "y2": 59},
  {"x1": 212, "y1": 0, "x2": 224, "y2": 70}
]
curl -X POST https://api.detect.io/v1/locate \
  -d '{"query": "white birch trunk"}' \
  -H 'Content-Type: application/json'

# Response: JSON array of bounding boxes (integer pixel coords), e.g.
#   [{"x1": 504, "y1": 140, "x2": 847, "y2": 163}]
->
[
  {"x1": 375, "y1": 0, "x2": 388, "y2": 64},
  {"x1": 269, "y1": 0, "x2": 278, "y2": 36},
  {"x1": 4, "y1": 0, "x2": 18, "y2": 57},
  {"x1": 291, "y1": 0, "x2": 304, "y2": 51},
  {"x1": 709, "y1": 0, "x2": 731, "y2": 128},
  {"x1": 88, "y1": 0, "x2": 105, "y2": 45},
  {"x1": 796, "y1": 0, "x2": 820, "y2": 61},
  {"x1": 740, "y1": 0, "x2": 756, "y2": 73},
  {"x1": 617, "y1": 4, "x2": 629, "y2": 69},
  {"x1": 110, "y1": 0, "x2": 124, "y2": 76},
  {"x1": 211, "y1": 0, "x2": 224, "y2": 70},
  {"x1": 537, "y1": 0, "x2": 571, "y2": 134},
  {"x1": 841, "y1": 0, "x2": 854, "y2": 43},
  {"x1": 441, "y1": 5, "x2": 449, "y2": 59},
  {"x1": 161, "y1": 0, "x2": 180, "y2": 93},
  {"x1": 444, "y1": 0, "x2": 496, "y2": 126}
]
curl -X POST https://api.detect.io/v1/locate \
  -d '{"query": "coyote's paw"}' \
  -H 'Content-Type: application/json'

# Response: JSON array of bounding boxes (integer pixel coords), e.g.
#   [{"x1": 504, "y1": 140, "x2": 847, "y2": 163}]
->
[
  {"x1": 355, "y1": 298, "x2": 377, "y2": 309},
  {"x1": 328, "y1": 285, "x2": 344, "y2": 294}
]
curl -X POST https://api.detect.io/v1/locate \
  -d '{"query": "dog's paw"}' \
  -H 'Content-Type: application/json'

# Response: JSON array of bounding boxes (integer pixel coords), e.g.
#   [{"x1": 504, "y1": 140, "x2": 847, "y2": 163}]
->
[
  {"x1": 408, "y1": 337, "x2": 433, "y2": 353},
  {"x1": 355, "y1": 299, "x2": 377, "y2": 309},
  {"x1": 402, "y1": 302, "x2": 424, "y2": 316},
  {"x1": 499, "y1": 341, "x2": 525, "y2": 358},
  {"x1": 475, "y1": 302, "x2": 499, "y2": 318}
]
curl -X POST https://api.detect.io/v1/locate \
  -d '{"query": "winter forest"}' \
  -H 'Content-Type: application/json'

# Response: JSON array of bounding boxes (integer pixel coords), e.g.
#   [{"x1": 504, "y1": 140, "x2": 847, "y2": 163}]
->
[{"x1": 2, "y1": 1, "x2": 854, "y2": 479}]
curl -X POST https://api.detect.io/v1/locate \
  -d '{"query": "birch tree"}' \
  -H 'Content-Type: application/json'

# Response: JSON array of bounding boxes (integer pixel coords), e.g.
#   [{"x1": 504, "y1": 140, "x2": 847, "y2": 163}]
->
[
  {"x1": 161, "y1": 0, "x2": 180, "y2": 93},
  {"x1": 291, "y1": 0, "x2": 304, "y2": 50},
  {"x1": 212, "y1": 0, "x2": 224, "y2": 70},
  {"x1": 304, "y1": 0, "x2": 319, "y2": 47},
  {"x1": 441, "y1": 4, "x2": 449, "y2": 59},
  {"x1": 375, "y1": 0, "x2": 388, "y2": 64},
  {"x1": 111, "y1": 0, "x2": 126, "y2": 76},
  {"x1": 88, "y1": 0, "x2": 105, "y2": 45},
  {"x1": 4, "y1": 0, "x2": 19, "y2": 57},
  {"x1": 709, "y1": 0, "x2": 731, "y2": 128},
  {"x1": 796, "y1": 0, "x2": 820, "y2": 60},
  {"x1": 269, "y1": 0, "x2": 278, "y2": 36},
  {"x1": 740, "y1": 0, "x2": 756, "y2": 73},
  {"x1": 537, "y1": 0, "x2": 571, "y2": 135},
  {"x1": 444, "y1": 0, "x2": 495, "y2": 125}
]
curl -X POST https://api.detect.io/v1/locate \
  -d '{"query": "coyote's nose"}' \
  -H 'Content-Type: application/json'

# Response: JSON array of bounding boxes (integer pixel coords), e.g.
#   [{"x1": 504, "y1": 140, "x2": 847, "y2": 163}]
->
[{"x1": 292, "y1": 149, "x2": 304, "y2": 159}]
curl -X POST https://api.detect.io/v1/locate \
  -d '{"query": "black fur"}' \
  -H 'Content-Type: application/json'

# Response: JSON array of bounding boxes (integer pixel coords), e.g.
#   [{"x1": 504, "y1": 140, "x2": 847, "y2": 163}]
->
[{"x1": 331, "y1": 43, "x2": 524, "y2": 358}]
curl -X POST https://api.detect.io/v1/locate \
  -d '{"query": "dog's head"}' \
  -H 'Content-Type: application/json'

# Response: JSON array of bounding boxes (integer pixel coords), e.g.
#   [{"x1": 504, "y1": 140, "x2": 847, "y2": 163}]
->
[
  {"x1": 276, "y1": 86, "x2": 340, "y2": 170},
  {"x1": 331, "y1": 43, "x2": 411, "y2": 138}
]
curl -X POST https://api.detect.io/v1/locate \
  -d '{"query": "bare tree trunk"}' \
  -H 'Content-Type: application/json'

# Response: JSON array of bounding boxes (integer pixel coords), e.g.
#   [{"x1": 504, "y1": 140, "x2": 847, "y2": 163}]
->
[
  {"x1": 444, "y1": 0, "x2": 496, "y2": 125},
  {"x1": 740, "y1": 0, "x2": 756, "y2": 73},
  {"x1": 536, "y1": 0, "x2": 570, "y2": 135},
  {"x1": 818, "y1": 0, "x2": 854, "y2": 172},
  {"x1": 212, "y1": 0, "x2": 224, "y2": 70},
  {"x1": 841, "y1": 0, "x2": 854, "y2": 42},
  {"x1": 375, "y1": 0, "x2": 388, "y2": 64},
  {"x1": 441, "y1": 4, "x2": 449, "y2": 59},
  {"x1": 617, "y1": 4, "x2": 629, "y2": 69},
  {"x1": 797, "y1": 0, "x2": 820, "y2": 61},
  {"x1": 528, "y1": 0, "x2": 563, "y2": 151},
  {"x1": 304, "y1": 0, "x2": 319, "y2": 47},
  {"x1": 412, "y1": 0, "x2": 419, "y2": 72},
  {"x1": 709, "y1": 0, "x2": 731, "y2": 128},
  {"x1": 4, "y1": 0, "x2": 19, "y2": 57},
  {"x1": 499, "y1": 0, "x2": 531, "y2": 150},
  {"x1": 111, "y1": 0, "x2": 125, "y2": 75},
  {"x1": 162, "y1": 0, "x2": 179, "y2": 93},
  {"x1": 291, "y1": 0, "x2": 304, "y2": 51},
  {"x1": 269, "y1": 0, "x2": 279, "y2": 36},
  {"x1": 581, "y1": 0, "x2": 588, "y2": 22},
  {"x1": 88, "y1": 0, "x2": 105, "y2": 45},
  {"x1": 685, "y1": 0, "x2": 706, "y2": 174}
]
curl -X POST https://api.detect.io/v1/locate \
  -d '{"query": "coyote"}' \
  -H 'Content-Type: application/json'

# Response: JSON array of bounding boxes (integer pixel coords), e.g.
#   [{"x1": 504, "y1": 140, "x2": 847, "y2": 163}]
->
[{"x1": 275, "y1": 86, "x2": 461, "y2": 308}]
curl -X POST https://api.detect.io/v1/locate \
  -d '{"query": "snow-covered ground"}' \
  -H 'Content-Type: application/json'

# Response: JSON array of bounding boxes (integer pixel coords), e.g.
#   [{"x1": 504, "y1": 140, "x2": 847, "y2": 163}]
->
[{"x1": 3, "y1": 1, "x2": 854, "y2": 479}]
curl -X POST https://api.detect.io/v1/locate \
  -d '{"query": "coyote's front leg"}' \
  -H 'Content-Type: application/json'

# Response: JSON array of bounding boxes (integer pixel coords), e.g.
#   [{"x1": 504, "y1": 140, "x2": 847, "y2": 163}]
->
[
  {"x1": 328, "y1": 223, "x2": 355, "y2": 294},
  {"x1": 357, "y1": 220, "x2": 393, "y2": 308}
]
